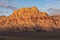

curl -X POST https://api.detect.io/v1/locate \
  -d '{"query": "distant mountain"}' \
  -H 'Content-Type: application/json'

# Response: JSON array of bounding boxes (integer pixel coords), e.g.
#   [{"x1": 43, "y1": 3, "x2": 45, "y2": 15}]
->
[{"x1": 0, "y1": 6, "x2": 60, "y2": 32}]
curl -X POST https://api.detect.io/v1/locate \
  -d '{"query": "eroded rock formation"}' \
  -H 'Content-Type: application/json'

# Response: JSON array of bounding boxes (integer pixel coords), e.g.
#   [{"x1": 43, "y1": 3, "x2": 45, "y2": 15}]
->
[{"x1": 0, "y1": 6, "x2": 60, "y2": 32}]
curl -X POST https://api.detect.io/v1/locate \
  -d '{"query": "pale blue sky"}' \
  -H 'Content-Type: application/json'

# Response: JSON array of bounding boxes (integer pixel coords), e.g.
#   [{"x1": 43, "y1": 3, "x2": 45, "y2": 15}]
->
[{"x1": 0, "y1": 0, "x2": 60, "y2": 16}]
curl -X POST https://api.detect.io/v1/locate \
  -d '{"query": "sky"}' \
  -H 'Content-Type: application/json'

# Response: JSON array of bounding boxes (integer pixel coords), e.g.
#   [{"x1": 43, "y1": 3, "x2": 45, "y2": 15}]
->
[{"x1": 0, "y1": 0, "x2": 60, "y2": 16}]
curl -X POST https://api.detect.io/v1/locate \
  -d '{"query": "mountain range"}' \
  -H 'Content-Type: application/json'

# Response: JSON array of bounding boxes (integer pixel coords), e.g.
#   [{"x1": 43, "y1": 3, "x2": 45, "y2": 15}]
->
[{"x1": 0, "y1": 6, "x2": 60, "y2": 32}]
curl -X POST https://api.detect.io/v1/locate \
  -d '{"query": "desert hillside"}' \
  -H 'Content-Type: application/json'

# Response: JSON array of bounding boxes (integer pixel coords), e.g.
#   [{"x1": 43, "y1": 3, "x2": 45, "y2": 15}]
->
[{"x1": 0, "y1": 6, "x2": 60, "y2": 32}]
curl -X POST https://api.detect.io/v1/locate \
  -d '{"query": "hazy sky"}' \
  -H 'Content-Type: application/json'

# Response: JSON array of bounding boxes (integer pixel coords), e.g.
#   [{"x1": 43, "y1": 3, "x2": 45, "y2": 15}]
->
[{"x1": 0, "y1": 0, "x2": 60, "y2": 16}]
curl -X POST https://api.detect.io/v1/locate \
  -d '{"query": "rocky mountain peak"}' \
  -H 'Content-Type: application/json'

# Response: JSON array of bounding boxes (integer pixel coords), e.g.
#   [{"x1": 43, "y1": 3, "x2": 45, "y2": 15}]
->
[{"x1": 0, "y1": 6, "x2": 60, "y2": 32}]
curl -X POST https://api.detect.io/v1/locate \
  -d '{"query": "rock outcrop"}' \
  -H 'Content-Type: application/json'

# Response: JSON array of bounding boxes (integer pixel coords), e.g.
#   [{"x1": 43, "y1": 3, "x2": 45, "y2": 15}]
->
[
  {"x1": 51, "y1": 15, "x2": 60, "y2": 29},
  {"x1": 0, "y1": 6, "x2": 60, "y2": 32}
]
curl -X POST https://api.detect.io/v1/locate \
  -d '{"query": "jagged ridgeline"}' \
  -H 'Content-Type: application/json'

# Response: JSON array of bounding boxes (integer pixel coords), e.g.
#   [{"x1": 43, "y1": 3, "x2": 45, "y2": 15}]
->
[{"x1": 0, "y1": 6, "x2": 60, "y2": 32}]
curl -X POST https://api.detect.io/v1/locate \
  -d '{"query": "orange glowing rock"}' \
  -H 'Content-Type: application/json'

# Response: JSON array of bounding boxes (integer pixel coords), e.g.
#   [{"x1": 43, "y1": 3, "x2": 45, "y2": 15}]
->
[{"x1": 0, "y1": 6, "x2": 60, "y2": 32}]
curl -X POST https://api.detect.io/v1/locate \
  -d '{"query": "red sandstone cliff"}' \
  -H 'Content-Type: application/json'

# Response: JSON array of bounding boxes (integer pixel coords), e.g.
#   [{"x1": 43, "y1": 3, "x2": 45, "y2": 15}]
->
[{"x1": 0, "y1": 6, "x2": 60, "y2": 32}]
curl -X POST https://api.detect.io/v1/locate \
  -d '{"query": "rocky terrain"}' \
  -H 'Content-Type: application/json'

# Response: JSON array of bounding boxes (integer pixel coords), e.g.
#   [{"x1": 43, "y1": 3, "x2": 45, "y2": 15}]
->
[{"x1": 0, "y1": 6, "x2": 60, "y2": 32}]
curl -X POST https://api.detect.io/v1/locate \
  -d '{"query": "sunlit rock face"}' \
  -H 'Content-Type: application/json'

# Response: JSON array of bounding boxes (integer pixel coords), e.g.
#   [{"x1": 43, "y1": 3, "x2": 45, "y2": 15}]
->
[
  {"x1": 0, "y1": 6, "x2": 59, "y2": 32},
  {"x1": 0, "y1": 16, "x2": 7, "y2": 27}
]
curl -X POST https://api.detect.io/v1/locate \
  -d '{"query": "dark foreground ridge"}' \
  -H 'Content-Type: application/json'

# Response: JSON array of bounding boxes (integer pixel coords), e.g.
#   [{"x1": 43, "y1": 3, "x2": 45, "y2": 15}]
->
[{"x1": 0, "y1": 32, "x2": 60, "y2": 40}]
